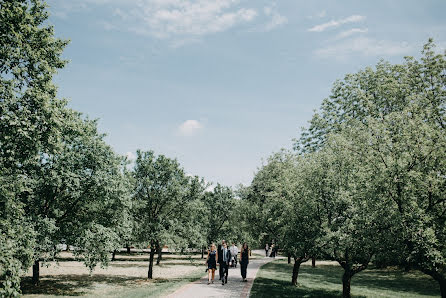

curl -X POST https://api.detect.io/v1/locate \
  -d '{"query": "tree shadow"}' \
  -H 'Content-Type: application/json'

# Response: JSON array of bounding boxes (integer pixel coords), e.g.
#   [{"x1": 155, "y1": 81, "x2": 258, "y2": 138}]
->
[
  {"x1": 21, "y1": 275, "x2": 146, "y2": 296},
  {"x1": 352, "y1": 267, "x2": 439, "y2": 296},
  {"x1": 253, "y1": 261, "x2": 439, "y2": 298},
  {"x1": 250, "y1": 276, "x2": 346, "y2": 298}
]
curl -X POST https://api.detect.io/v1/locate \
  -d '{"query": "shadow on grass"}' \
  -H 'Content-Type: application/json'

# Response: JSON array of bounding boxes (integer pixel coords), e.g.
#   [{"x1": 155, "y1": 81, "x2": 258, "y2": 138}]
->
[
  {"x1": 21, "y1": 275, "x2": 146, "y2": 296},
  {"x1": 251, "y1": 260, "x2": 439, "y2": 298},
  {"x1": 250, "y1": 276, "x2": 344, "y2": 298},
  {"x1": 21, "y1": 273, "x2": 205, "y2": 297}
]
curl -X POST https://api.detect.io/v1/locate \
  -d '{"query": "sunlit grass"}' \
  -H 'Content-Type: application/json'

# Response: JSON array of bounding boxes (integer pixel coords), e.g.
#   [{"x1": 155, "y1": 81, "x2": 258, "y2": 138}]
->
[{"x1": 250, "y1": 259, "x2": 439, "y2": 298}]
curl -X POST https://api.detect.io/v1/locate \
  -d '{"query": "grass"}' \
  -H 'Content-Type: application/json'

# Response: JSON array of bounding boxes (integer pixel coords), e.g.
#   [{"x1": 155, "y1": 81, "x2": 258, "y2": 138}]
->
[
  {"x1": 21, "y1": 252, "x2": 207, "y2": 297},
  {"x1": 250, "y1": 259, "x2": 440, "y2": 298}
]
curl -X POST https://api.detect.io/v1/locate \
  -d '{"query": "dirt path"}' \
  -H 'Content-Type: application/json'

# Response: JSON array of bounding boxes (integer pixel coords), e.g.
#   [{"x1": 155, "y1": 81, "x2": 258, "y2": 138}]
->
[{"x1": 167, "y1": 250, "x2": 279, "y2": 298}]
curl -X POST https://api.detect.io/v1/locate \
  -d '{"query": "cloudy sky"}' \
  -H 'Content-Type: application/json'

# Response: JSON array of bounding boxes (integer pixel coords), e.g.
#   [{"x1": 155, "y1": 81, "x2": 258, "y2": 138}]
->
[{"x1": 47, "y1": 0, "x2": 446, "y2": 187}]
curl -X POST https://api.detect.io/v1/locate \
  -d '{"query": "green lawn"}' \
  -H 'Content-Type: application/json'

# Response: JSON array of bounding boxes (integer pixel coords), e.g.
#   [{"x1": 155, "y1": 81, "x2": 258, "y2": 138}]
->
[{"x1": 250, "y1": 259, "x2": 440, "y2": 298}]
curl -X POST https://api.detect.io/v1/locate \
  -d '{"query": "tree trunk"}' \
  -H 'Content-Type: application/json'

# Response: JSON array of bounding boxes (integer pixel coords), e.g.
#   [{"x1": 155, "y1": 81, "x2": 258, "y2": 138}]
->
[
  {"x1": 126, "y1": 244, "x2": 130, "y2": 254},
  {"x1": 201, "y1": 246, "x2": 205, "y2": 259},
  {"x1": 342, "y1": 271, "x2": 352, "y2": 298},
  {"x1": 439, "y1": 279, "x2": 446, "y2": 298},
  {"x1": 32, "y1": 260, "x2": 40, "y2": 285},
  {"x1": 312, "y1": 257, "x2": 316, "y2": 267},
  {"x1": 156, "y1": 242, "x2": 162, "y2": 265},
  {"x1": 148, "y1": 246, "x2": 155, "y2": 279},
  {"x1": 287, "y1": 253, "x2": 291, "y2": 264},
  {"x1": 291, "y1": 260, "x2": 301, "y2": 286},
  {"x1": 112, "y1": 250, "x2": 116, "y2": 261}
]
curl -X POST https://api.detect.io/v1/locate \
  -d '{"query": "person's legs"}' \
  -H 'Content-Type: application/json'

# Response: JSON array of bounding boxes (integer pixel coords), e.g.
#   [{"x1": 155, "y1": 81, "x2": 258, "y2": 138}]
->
[
  {"x1": 241, "y1": 262, "x2": 247, "y2": 280},
  {"x1": 224, "y1": 263, "x2": 228, "y2": 283},
  {"x1": 219, "y1": 263, "x2": 223, "y2": 280},
  {"x1": 221, "y1": 263, "x2": 227, "y2": 285},
  {"x1": 211, "y1": 269, "x2": 215, "y2": 282},
  {"x1": 208, "y1": 269, "x2": 212, "y2": 284}
]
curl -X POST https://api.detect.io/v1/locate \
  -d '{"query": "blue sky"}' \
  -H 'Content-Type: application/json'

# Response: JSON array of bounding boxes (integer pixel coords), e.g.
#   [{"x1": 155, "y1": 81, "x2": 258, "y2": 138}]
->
[{"x1": 46, "y1": 0, "x2": 446, "y2": 187}]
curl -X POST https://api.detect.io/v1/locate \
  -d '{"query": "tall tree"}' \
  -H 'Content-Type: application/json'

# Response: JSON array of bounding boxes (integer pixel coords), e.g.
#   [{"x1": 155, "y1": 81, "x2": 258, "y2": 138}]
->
[
  {"x1": 0, "y1": 0, "x2": 68, "y2": 292},
  {"x1": 295, "y1": 40, "x2": 446, "y2": 296}
]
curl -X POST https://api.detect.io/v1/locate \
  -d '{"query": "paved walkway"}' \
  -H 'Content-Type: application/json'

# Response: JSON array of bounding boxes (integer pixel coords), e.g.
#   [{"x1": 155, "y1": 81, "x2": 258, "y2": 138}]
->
[{"x1": 167, "y1": 251, "x2": 277, "y2": 298}]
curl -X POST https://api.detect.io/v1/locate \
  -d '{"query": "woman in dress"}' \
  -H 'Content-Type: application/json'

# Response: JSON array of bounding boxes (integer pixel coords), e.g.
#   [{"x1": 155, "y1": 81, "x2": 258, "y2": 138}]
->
[
  {"x1": 240, "y1": 242, "x2": 249, "y2": 282},
  {"x1": 206, "y1": 243, "x2": 218, "y2": 284}
]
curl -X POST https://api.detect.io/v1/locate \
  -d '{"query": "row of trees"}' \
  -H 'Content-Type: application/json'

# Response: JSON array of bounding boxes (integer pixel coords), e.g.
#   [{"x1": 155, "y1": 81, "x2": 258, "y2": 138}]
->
[
  {"x1": 0, "y1": 1, "x2": 253, "y2": 296},
  {"x1": 244, "y1": 40, "x2": 445, "y2": 298}
]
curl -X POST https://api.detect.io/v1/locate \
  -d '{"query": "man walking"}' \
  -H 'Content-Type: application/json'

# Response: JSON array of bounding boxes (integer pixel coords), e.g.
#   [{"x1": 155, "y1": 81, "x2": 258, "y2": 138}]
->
[
  {"x1": 220, "y1": 242, "x2": 231, "y2": 285},
  {"x1": 218, "y1": 240, "x2": 225, "y2": 280}
]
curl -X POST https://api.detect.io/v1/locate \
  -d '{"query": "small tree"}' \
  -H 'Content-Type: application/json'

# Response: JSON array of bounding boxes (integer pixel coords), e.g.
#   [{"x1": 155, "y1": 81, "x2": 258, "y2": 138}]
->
[{"x1": 132, "y1": 150, "x2": 192, "y2": 279}]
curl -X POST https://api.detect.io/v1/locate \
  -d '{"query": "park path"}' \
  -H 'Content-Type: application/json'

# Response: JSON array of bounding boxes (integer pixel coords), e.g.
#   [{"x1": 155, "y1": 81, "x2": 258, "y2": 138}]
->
[{"x1": 166, "y1": 250, "x2": 278, "y2": 298}]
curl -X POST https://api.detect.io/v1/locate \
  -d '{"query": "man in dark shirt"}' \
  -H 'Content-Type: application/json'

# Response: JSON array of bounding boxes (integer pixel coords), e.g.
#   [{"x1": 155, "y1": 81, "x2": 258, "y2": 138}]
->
[
  {"x1": 220, "y1": 242, "x2": 231, "y2": 285},
  {"x1": 217, "y1": 240, "x2": 225, "y2": 280}
]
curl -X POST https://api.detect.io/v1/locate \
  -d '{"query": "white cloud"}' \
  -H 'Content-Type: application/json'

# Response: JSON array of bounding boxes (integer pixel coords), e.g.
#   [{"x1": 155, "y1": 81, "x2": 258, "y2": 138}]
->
[
  {"x1": 263, "y1": 5, "x2": 287, "y2": 31},
  {"x1": 178, "y1": 120, "x2": 203, "y2": 136},
  {"x1": 121, "y1": 0, "x2": 257, "y2": 38},
  {"x1": 308, "y1": 15, "x2": 366, "y2": 32},
  {"x1": 334, "y1": 28, "x2": 368, "y2": 40},
  {"x1": 125, "y1": 151, "x2": 136, "y2": 161},
  {"x1": 315, "y1": 37, "x2": 413, "y2": 59}
]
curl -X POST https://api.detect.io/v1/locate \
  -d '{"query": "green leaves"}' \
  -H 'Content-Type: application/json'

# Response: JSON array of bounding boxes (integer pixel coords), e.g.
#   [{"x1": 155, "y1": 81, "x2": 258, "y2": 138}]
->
[{"x1": 290, "y1": 39, "x2": 446, "y2": 295}]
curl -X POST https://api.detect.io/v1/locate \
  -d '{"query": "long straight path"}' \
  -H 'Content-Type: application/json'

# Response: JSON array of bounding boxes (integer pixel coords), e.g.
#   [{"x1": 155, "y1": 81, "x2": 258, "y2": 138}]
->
[{"x1": 167, "y1": 250, "x2": 277, "y2": 298}]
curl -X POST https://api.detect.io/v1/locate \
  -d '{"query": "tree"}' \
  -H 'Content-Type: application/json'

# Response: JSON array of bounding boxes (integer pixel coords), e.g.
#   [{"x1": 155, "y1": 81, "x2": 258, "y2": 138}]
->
[
  {"x1": 132, "y1": 150, "x2": 193, "y2": 279},
  {"x1": 0, "y1": 0, "x2": 68, "y2": 291},
  {"x1": 279, "y1": 154, "x2": 323, "y2": 286},
  {"x1": 295, "y1": 40, "x2": 446, "y2": 296},
  {"x1": 25, "y1": 110, "x2": 131, "y2": 283},
  {"x1": 247, "y1": 151, "x2": 296, "y2": 250},
  {"x1": 201, "y1": 184, "x2": 235, "y2": 245}
]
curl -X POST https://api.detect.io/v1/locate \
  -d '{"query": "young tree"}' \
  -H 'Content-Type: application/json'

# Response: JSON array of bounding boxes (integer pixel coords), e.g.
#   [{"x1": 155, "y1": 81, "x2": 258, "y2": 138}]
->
[
  {"x1": 280, "y1": 155, "x2": 323, "y2": 286},
  {"x1": 202, "y1": 184, "x2": 235, "y2": 245},
  {"x1": 132, "y1": 150, "x2": 192, "y2": 279}
]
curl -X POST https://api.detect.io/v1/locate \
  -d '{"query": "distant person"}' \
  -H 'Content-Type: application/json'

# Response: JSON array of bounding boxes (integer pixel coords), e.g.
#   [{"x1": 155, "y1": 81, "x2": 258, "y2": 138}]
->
[
  {"x1": 240, "y1": 242, "x2": 249, "y2": 282},
  {"x1": 218, "y1": 240, "x2": 226, "y2": 280},
  {"x1": 206, "y1": 243, "x2": 218, "y2": 284},
  {"x1": 270, "y1": 244, "x2": 275, "y2": 258},
  {"x1": 230, "y1": 242, "x2": 239, "y2": 267},
  {"x1": 221, "y1": 242, "x2": 231, "y2": 285},
  {"x1": 265, "y1": 243, "x2": 269, "y2": 257}
]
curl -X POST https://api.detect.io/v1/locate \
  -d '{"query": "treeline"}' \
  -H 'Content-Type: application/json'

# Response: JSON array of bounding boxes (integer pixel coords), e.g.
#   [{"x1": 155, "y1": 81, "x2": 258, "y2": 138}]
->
[
  {"x1": 243, "y1": 40, "x2": 446, "y2": 297},
  {"x1": 0, "y1": 1, "x2": 251, "y2": 296}
]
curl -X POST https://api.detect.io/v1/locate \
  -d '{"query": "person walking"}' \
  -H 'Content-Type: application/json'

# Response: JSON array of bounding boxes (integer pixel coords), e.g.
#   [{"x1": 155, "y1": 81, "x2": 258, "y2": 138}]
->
[
  {"x1": 217, "y1": 240, "x2": 225, "y2": 280},
  {"x1": 229, "y1": 242, "x2": 239, "y2": 267},
  {"x1": 240, "y1": 242, "x2": 249, "y2": 282},
  {"x1": 265, "y1": 243, "x2": 269, "y2": 257},
  {"x1": 205, "y1": 243, "x2": 218, "y2": 285},
  {"x1": 220, "y1": 242, "x2": 231, "y2": 285}
]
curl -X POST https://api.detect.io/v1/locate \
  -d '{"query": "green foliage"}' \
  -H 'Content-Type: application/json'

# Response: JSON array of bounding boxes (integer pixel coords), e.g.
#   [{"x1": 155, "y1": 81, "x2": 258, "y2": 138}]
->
[
  {"x1": 202, "y1": 184, "x2": 235, "y2": 244},
  {"x1": 74, "y1": 224, "x2": 120, "y2": 272},
  {"x1": 289, "y1": 39, "x2": 446, "y2": 296},
  {"x1": 0, "y1": 179, "x2": 35, "y2": 297}
]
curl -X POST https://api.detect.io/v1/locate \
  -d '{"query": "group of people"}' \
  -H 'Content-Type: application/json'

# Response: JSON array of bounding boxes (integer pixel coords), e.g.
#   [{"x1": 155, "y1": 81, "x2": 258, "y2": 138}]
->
[{"x1": 205, "y1": 240, "x2": 249, "y2": 285}]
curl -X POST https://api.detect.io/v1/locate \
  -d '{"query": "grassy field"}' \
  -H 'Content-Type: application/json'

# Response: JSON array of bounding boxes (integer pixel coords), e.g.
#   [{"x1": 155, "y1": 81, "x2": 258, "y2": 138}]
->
[
  {"x1": 21, "y1": 251, "x2": 207, "y2": 297},
  {"x1": 250, "y1": 259, "x2": 440, "y2": 298}
]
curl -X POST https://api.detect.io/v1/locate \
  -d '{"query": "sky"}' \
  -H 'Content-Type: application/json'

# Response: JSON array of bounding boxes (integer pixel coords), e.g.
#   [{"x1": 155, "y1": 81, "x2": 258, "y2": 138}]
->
[{"x1": 46, "y1": 0, "x2": 446, "y2": 187}]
